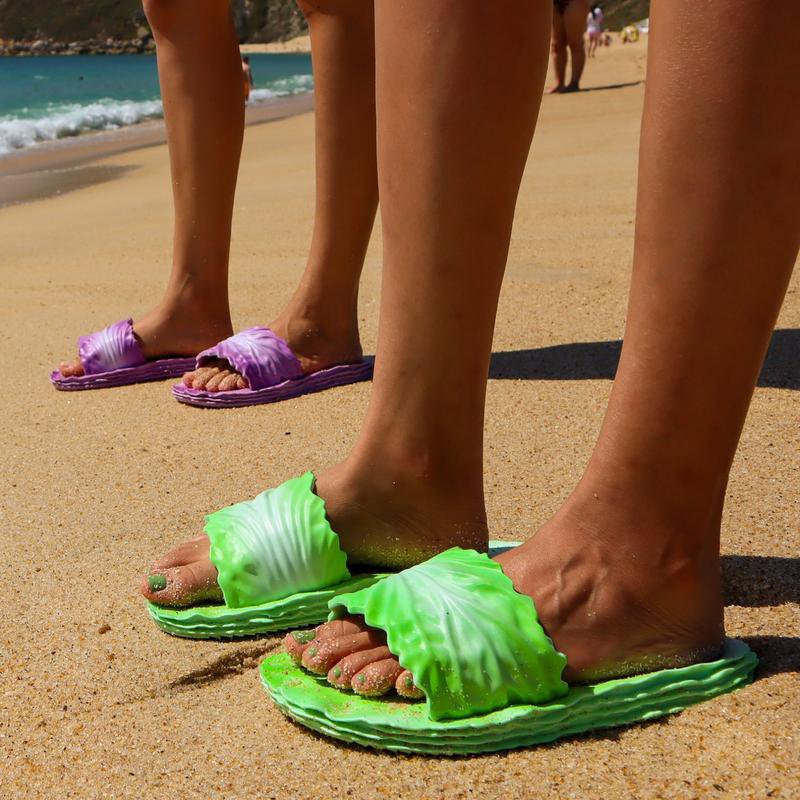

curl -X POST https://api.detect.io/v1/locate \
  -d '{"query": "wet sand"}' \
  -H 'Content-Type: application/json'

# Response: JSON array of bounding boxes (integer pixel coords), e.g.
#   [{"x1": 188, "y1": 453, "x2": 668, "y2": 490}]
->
[
  {"x1": 1, "y1": 38, "x2": 798, "y2": 799},
  {"x1": 0, "y1": 92, "x2": 314, "y2": 207}
]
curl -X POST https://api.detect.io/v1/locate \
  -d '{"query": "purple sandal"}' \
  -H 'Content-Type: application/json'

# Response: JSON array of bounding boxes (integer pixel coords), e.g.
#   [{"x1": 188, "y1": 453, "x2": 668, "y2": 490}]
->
[
  {"x1": 171, "y1": 326, "x2": 373, "y2": 408},
  {"x1": 50, "y1": 319, "x2": 197, "y2": 391}
]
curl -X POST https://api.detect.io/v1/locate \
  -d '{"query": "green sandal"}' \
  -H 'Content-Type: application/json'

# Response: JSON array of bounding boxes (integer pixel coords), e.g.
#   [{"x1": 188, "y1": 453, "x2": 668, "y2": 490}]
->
[
  {"x1": 260, "y1": 548, "x2": 757, "y2": 755},
  {"x1": 148, "y1": 473, "x2": 517, "y2": 639}
]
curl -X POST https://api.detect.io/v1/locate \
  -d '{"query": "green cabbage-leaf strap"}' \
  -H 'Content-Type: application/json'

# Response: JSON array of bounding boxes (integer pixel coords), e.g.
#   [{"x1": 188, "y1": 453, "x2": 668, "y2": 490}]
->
[
  {"x1": 207, "y1": 472, "x2": 349, "y2": 609},
  {"x1": 329, "y1": 548, "x2": 567, "y2": 720}
]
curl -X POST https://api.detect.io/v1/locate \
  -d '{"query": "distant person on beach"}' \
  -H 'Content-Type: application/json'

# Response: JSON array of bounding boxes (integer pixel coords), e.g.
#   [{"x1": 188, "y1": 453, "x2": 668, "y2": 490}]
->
[
  {"x1": 549, "y1": 0, "x2": 589, "y2": 93},
  {"x1": 241, "y1": 55, "x2": 254, "y2": 102},
  {"x1": 133, "y1": 0, "x2": 798, "y2": 741},
  {"x1": 587, "y1": 5, "x2": 604, "y2": 57},
  {"x1": 621, "y1": 24, "x2": 640, "y2": 44}
]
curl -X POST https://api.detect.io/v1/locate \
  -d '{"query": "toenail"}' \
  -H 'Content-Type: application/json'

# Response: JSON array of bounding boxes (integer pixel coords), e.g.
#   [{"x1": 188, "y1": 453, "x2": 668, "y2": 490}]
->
[
  {"x1": 291, "y1": 630, "x2": 315, "y2": 644},
  {"x1": 356, "y1": 674, "x2": 365, "y2": 683},
  {"x1": 332, "y1": 666, "x2": 342, "y2": 678},
  {"x1": 404, "y1": 676, "x2": 413, "y2": 687},
  {"x1": 307, "y1": 647, "x2": 318, "y2": 657},
  {"x1": 147, "y1": 574, "x2": 167, "y2": 592}
]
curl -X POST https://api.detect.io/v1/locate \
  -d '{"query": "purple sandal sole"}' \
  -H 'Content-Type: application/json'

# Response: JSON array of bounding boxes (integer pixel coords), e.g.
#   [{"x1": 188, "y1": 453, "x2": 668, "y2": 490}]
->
[
  {"x1": 51, "y1": 357, "x2": 197, "y2": 391},
  {"x1": 171, "y1": 360, "x2": 374, "y2": 408}
]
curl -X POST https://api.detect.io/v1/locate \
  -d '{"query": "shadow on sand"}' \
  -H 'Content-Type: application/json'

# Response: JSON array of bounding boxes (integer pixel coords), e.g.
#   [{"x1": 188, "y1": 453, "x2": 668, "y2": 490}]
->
[
  {"x1": 579, "y1": 80, "x2": 644, "y2": 93},
  {"x1": 489, "y1": 328, "x2": 799, "y2": 390},
  {"x1": 742, "y1": 636, "x2": 800, "y2": 677},
  {"x1": 721, "y1": 556, "x2": 799, "y2": 674},
  {"x1": 722, "y1": 555, "x2": 800, "y2": 607},
  {"x1": 0, "y1": 163, "x2": 135, "y2": 208}
]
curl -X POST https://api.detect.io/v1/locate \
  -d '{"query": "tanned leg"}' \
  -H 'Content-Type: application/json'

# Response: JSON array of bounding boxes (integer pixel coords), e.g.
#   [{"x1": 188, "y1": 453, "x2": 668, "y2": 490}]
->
[
  {"x1": 562, "y1": 0, "x2": 588, "y2": 91},
  {"x1": 142, "y1": 0, "x2": 550, "y2": 603},
  {"x1": 299, "y1": 0, "x2": 800, "y2": 695},
  {"x1": 59, "y1": 0, "x2": 241, "y2": 377},
  {"x1": 183, "y1": 0, "x2": 380, "y2": 393},
  {"x1": 548, "y1": 8, "x2": 567, "y2": 94}
]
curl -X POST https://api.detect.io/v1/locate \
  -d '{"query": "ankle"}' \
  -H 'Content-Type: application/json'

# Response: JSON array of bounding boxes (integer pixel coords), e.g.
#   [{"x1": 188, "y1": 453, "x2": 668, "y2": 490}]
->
[
  {"x1": 351, "y1": 427, "x2": 484, "y2": 497},
  {"x1": 270, "y1": 300, "x2": 362, "y2": 371},
  {"x1": 158, "y1": 276, "x2": 232, "y2": 329},
  {"x1": 557, "y1": 477, "x2": 722, "y2": 570},
  {"x1": 316, "y1": 457, "x2": 488, "y2": 569},
  {"x1": 140, "y1": 300, "x2": 231, "y2": 340},
  {"x1": 503, "y1": 503, "x2": 724, "y2": 682},
  {"x1": 133, "y1": 287, "x2": 233, "y2": 357},
  {"x1": 574, "y1": 449, "x2": 729, "y2": 554}
]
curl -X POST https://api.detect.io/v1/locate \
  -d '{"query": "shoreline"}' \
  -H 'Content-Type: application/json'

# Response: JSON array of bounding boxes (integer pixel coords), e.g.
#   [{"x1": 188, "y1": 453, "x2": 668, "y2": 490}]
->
[
  {"x1": 0, "y1": 35, "x2": 310, "y2": 57},
  {"x1": 0, "y1": 91, "x2": 314, "y2": 207}
]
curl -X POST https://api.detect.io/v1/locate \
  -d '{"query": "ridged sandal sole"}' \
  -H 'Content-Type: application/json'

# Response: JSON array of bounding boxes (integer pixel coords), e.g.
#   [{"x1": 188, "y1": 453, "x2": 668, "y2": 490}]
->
[{"x1": 260, "y1": 638, "x2": 757, "y2": 755}]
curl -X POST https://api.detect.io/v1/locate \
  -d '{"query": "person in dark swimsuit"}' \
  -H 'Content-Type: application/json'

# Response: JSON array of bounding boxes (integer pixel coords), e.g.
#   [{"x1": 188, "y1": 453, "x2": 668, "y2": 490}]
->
[{"x1": 549, "y1": 0, "x2": 589, "y2": 93}]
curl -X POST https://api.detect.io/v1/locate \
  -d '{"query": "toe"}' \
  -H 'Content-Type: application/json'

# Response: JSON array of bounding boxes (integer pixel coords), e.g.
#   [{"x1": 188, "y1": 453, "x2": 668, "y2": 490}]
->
[
  {"x1": 150, "y1": 534, "x2": 210, "y2": 570},
  {"x1": 58, "y1": 357, "x2": 84, "y2": 377},
  {"x1": 301, "y1": 629, "x2": 386, "y2": 675},
  {"x1": 284, "y1": 629, "x2": 317, "y2": 664},
  {"x1": 313, "y1": 616, "x2": 372, "y2": 640},
  {"x1": 206, "y1": 367, "x2": 236, "y2": 392},
  {"x1": 284, "y1": 616, "x2": 371, "y2": 664},
  {"x1": 327, "y1": 645, "x2": 392, "y2": 690},
  {"x1": 191, "y1": 366, "x2": 221, "y2": 390},
  {"x1": 351, "y1": 657, "x2": 405, "y2": 697},
  {"x1": 217, "y1": 372, "x2": 243, "y2": 392},
  {"x1": 181, "y1": 369, "x2": 199, "y2": 387},
  {"x1": 140, "y1": 558, "x2": 222, "y2": 607},
  {"x1": 235, "y1": 374, "x2": 249, "y2": 389},
  {"x1": 186, "y1": 367, "x2": 207, "y2": 388},
  {"x1": 395, "y1": 669, "x2": 424, "y2": 699}
]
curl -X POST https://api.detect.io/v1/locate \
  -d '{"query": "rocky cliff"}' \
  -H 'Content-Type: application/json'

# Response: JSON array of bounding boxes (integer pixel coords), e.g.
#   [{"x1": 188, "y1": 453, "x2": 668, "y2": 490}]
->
[
  {"x1": 0, "y1": 0, "x2": 648, "y2": 55},
  {"x1": 0, "y1": 0, "x2": 307, "y2": 48}
]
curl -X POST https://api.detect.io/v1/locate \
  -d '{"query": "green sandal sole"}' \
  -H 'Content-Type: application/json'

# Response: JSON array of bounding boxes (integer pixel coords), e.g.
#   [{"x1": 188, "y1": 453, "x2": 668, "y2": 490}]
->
[
  {"x1": 260, "y1": 638, "x2": 757, "y2": 755},
  {"x1": 147, "y1": 573, "x2": 386, "y2": 639}
]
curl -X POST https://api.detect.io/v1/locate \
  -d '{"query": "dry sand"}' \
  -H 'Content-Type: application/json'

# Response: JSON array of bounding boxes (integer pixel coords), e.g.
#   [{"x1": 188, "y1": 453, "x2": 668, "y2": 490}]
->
[
  {"x1": 241, "y1": 36, "x2": 311, "y2": 54},
  {"x1": 1, "y1": 38, "x2": 798, "y2": 799}
]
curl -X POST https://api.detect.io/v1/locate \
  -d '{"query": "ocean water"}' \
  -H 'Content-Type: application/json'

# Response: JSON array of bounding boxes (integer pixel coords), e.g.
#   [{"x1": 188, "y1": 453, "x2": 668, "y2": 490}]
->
[{"x1": 0, "y1": 53, "x2": 313, "y2": 155}]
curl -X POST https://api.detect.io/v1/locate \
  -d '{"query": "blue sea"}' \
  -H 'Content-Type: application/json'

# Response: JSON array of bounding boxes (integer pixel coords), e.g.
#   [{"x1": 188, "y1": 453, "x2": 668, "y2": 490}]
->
[{"x1": 0, "y1": 53, "x2": 313, "y2": 155}]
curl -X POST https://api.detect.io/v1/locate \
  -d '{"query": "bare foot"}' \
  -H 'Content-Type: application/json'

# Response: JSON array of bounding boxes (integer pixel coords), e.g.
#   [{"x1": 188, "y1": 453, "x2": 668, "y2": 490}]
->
[
  {"x1": 140, "y1": 460, "x2": 488, "y2": 606},
  {"x1": 546, "y1": 84, "x2": 565, "y2": 95},
  {"x1": 141, "y1": 535, "x2": 224, "y2": 607},
  {"x1": 56, "y1": 303, "x2": 232, "y2": 378},
  {"x1": 287, "y1": 499, "x2": 725, "y2": 699},
  {"x1": 285, "y1": 616, "x2": 424, "y2": 698},
  {"x1": 180, "y1": 308, "x2": 364, "y2": 393}
]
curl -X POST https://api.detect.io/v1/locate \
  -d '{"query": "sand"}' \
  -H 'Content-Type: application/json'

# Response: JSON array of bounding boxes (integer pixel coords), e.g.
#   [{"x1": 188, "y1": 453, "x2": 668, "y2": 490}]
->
[
  {"x1": 241, "y1": 36, "x2": 311, "y2": 54},
  {"x1": 0, "y1": 93, "x2": 315, "y2": 207},
  {"x1": 1, "y1": 38, "x2": 798, "y2": 799}
]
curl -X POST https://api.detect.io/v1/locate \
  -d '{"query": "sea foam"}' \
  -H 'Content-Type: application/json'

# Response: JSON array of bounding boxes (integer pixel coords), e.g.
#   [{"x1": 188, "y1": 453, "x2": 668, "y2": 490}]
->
[
  {"x1": 0, "y1": 98, "x2": 163, "y2": 154},
  {"x1": 249, "y1": 74, "x2": 314, "y2": 103},
  {"x1": 0, "y1": 73, "x2": 314, "y2": 155}
]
